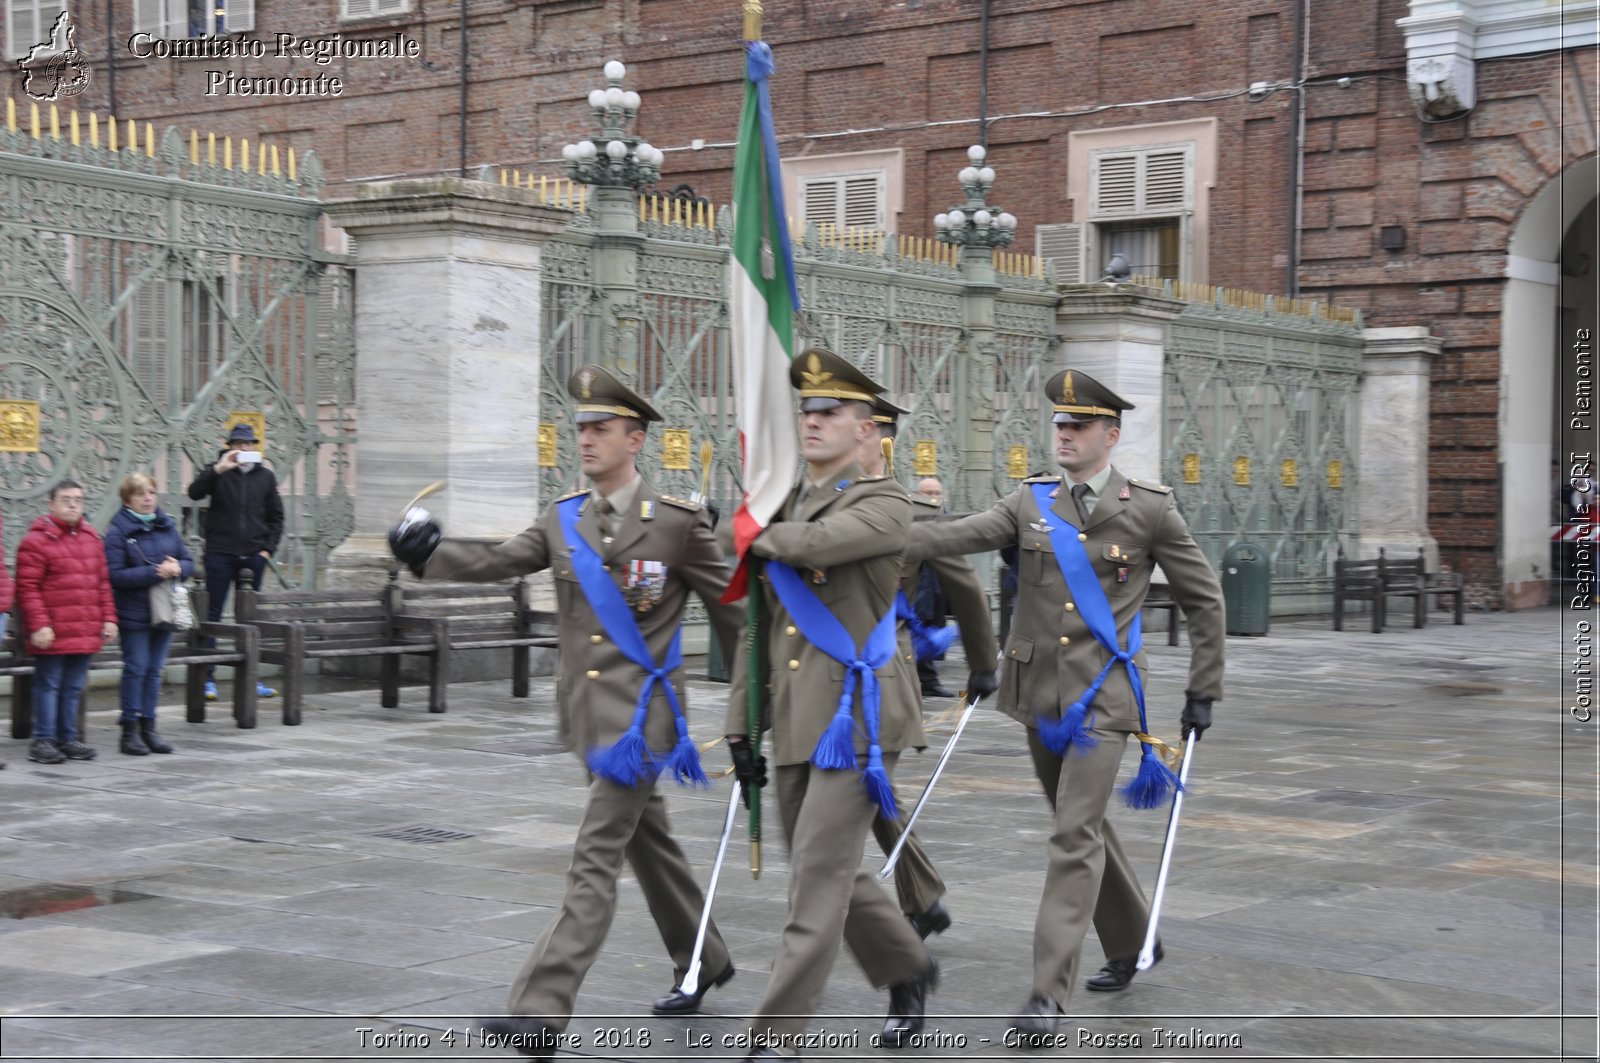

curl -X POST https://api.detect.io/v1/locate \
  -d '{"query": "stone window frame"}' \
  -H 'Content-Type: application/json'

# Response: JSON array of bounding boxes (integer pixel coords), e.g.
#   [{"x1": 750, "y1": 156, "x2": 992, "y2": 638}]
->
[
  {"x1": 341, "y1": 0, "x2": 412, "y2": 21},
  {"x1": 133, "y1": 0, "x2": 255, "y2": 37},
  {"x1": 782, "y1": 148, "x2": 905, "y2": 235},
  {"x1": 5, "y1": 0, "x2": 64, "y2": 60}
]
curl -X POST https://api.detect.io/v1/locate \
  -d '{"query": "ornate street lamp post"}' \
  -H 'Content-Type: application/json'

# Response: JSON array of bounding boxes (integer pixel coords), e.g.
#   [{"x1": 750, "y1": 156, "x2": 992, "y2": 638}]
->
[{"x1": 933, "y1": 144, "x2": 1018, "y2": 282}]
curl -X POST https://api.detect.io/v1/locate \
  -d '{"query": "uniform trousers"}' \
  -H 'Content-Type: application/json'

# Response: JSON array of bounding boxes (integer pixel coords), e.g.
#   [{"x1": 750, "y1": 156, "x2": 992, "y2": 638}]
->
[
  {"x1": 507, "y1": 773, "x2": 731, "y2": 1028},
  {"x1": 1025, "y1": 724, "x2": 1151, "y2": 1008},
  {"x1": 870, "y1": 808, "x2": 944, "y2": 915},
  {"x1": 751, "y1": 756, "x2": 930, "y2": 1045}
]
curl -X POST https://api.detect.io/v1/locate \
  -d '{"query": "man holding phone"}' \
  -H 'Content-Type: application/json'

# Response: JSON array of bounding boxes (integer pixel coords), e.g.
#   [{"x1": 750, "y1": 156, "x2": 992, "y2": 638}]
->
[{"x1": 187, "y1": 423, "x2": 284, "y2": 700}]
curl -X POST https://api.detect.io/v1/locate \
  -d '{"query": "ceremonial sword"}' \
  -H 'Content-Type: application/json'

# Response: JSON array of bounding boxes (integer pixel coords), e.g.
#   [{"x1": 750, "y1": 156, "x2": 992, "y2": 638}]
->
[
  {"x1": 877, "y1": 688, "x2": 981, "y2": 881},
  {"x1": 681, "y1": 779, "x2": 743, "y2": 997},
  {"x1": 1137, "y1": 731, "x2": 1199, "y2": 970}
]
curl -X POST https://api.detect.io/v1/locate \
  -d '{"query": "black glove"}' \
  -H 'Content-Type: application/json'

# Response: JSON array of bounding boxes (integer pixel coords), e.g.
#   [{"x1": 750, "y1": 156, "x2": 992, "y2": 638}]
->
[
  {"x1": 387, "y1": 517, "x2": 442, "y2": 578},
  {"x1": 704, "y1": 500, "x2": 721, "y2": 528},
  {"x1": 965, "y1": 669, "x2": 999, "y2": 700},
  {"x1": 727, "y1": 738, "x2": 768, "y2": 809},
  {"x1": 1180, "y1": 690, "x2": 1214, "y2": 738}
]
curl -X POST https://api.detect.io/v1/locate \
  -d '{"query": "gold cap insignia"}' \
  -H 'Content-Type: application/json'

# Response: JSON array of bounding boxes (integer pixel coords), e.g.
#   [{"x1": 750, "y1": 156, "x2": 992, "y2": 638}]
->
[
  {"x1": 578, "y1": 369, "x2": 593, "y2": 399},
  {"x1": 1063, "y1": 372, "x2": 1077, "y2": 405},
  {"x1": 801, "y1": 352, "x2": 831, "y2": 389}
]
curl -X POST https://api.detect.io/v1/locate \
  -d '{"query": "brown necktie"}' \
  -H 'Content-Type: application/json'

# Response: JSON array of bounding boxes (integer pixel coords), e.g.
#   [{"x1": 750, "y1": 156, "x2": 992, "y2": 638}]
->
[
  {"x1": 592, "y1": 497, "x2": 615, "y2": 538},
  {"x1": 1070, "y1": 482, "x2": 1092, "y2": 526}
]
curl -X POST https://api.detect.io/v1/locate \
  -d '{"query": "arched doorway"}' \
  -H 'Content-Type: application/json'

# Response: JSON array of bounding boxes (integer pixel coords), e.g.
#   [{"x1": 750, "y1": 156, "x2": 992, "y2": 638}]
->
[{"x1": 1500, "y1": 154, "x2": 1598, "y2": 609}]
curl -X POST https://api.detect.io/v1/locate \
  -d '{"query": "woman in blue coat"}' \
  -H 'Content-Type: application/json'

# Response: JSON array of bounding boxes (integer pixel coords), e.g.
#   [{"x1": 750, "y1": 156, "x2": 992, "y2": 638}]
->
[{"x1": 104, "y1": 473, "x2": 195, "y2": 755}]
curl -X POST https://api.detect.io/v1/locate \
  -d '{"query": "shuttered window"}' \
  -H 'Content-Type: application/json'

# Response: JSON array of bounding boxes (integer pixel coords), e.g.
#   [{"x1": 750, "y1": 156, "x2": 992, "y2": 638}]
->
[
  {"x1": 1091, "y1": 147, "x2": 1192, "y2": 217},
  {"x1": 1035, "y1": 223, "x2": 1086, "y2": 285},
  {"x1": 801, "y1": 172, "x2": 885, "y2": 231},
  {"x1": 133, "y1": 0, "x2": 253, "y2": 36},
  {"x1": 343, "y1": 0, "x2": 411, "y2": 19},
  {"x1": 6, "y1": 0, "x2": 65, "y2": 59}
]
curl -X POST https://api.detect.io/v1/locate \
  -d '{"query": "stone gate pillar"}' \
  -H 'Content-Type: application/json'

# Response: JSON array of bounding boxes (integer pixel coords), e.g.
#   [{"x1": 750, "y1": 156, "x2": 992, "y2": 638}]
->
[
  {"x1": 1054, "y1": 286, "x2": 1184, "y2": 484},
  {"x1": 1358, "y1": 326, "x2": 1441, "y2": 567},
  {"x1": 322, "y1": 179, "x2": 571, "y2": 588}
]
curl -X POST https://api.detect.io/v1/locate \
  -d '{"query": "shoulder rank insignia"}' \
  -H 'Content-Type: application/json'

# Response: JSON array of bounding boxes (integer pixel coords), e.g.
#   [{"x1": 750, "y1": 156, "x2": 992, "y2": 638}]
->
[
  {"x1": 1023, "y1": 471, "x2": 1059, "y2": 484},
  {"x1": 557, "y1": 488, "x2": 591, "y2": 503},
  {"x1": 857, "y1": 474, "x2": 886, "y2": 483},
  {"x1": 1128, "y1": 479, "x2": 1173, "y2": 494},
  {"x1": 658, "y1": 494, "x2": 701, "y2": 511},
  {"x1": 912, "y1": 494, "x2": 939, "y2": 509}
]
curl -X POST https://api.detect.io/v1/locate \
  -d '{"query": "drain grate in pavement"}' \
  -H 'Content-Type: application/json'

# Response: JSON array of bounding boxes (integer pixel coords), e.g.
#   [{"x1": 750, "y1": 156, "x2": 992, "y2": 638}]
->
[
  {"x1": 1, "y1": 883, "x2": 154, "y2": 919},
  {"x1": 1290, "y1": 789, "x2": 1440, "y2": 811},
  {"x1": 369, "y1": 825, "x2": 477, "y2": 844}
]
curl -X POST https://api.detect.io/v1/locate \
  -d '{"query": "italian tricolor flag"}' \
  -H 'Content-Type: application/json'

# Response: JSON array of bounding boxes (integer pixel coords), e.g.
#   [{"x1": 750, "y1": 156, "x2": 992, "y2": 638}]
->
[{"x1": 723, "y1": 39, "x2": 800, "y2": 603}]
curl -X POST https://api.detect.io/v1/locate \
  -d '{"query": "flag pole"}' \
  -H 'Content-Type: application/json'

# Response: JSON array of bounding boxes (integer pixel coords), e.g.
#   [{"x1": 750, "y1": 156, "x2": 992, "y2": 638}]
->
[{"x1": 743, "y1": 0, "x2": 765, "y2": 879}]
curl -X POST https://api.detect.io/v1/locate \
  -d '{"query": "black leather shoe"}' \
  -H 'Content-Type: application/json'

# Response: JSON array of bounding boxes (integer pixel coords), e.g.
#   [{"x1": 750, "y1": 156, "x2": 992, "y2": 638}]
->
[
  {"x1": 907, "y1": 900, "x2": 952, "y2": 939},
  {"x1": 880, "y1": 958, "x2": 938, "y2": 1048},
  {"x1": 652, "y1": 962, "x2": 734, "y2": 1015},
  {"x1": 1085, "y1": 940, "x2": 1163, "y2": 992},
  {"x1": 921, "y1": 684, "x2": 957, "y2": 699},
  {"x1": 1007, "y1": 994, "x2": 1063, "y2": 1046},
  {"x1": 477, "y1": 1016, "x2": 559, "y2": 1060}
]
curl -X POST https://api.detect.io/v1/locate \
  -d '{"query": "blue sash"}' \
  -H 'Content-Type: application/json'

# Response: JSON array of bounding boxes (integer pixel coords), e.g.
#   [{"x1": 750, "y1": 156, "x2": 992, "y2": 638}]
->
[
  {"x1": 766, "y1": 560, "x2": 899, "y2": 819},
  {"x1": 557, "y1": 495, "x2": 706, "y2": 788},
  {"x1": 895, "y1": 590, "x2": 957, "y2": 662},
  {"x1": 1027, "y1": 482, "x2": 1179, "y2": 809}
]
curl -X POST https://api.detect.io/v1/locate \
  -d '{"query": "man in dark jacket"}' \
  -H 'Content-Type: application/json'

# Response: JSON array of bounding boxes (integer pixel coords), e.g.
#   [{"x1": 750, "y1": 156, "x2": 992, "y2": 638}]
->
[{"x1": 187, "y1": 424, "x2": 283, "y2": 699}]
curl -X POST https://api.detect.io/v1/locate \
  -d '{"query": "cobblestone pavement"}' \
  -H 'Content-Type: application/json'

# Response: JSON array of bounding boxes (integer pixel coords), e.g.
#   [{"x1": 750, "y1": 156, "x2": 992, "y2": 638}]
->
[{"x1": 0, "y1": 607, "x2": 1594, "y2": 1061}]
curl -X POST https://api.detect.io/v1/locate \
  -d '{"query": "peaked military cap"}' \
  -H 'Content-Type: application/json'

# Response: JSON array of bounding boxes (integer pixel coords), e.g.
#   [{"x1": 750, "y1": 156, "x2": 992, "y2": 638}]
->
[
  {"x1": 1045, "y1": 368, "x2": 1134, "y2": 425},
  {"x1": 569, "y1": 364, "x2": 663, "y2": 424},
  {"x1": 870, "y1": 393, "x2": 910, "y2": 428},
  {"x1": 791, "y1": 347, "x2": 888, "y2": 413}
]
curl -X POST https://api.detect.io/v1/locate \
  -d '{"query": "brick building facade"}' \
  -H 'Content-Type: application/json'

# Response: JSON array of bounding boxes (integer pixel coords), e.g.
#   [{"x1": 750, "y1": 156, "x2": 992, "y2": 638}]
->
[{"x1": 4, "y1": 0, "x2": 1595, "y2": 603}]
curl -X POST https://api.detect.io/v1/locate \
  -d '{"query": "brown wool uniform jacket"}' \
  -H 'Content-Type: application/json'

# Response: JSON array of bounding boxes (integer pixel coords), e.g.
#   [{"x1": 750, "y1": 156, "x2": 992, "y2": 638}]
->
[
  {"x1": 426, "y1": 480, "x2": 744, "y2": 762},
  {"x1": 906, "y1": 467, "x2": 1224, "y2": 732},
  {"x1": 725, "y1": 464, "x2": 925, "y2": 765},
  {"x1": 905, "y1": 495, "x2": 999, "y2": 675}
]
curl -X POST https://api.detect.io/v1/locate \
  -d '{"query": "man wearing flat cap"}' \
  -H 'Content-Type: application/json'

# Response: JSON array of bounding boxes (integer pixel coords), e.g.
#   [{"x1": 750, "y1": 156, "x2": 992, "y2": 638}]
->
[
  {"x1": 905, "y1": 368, "x2": 1224, "y2": 1041},
  {"x1": 724, "y1": 347, "x2": 939, "y2": 1058},
  {"x1": 389, "y1": 365, "x2": 744, "y2": 1059}
]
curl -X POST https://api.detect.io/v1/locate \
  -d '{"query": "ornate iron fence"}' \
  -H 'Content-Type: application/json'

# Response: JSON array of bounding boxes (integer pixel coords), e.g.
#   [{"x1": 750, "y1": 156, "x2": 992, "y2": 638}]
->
[{"x1": 0, "y1": 101, "x2": 355, "y2": 588}]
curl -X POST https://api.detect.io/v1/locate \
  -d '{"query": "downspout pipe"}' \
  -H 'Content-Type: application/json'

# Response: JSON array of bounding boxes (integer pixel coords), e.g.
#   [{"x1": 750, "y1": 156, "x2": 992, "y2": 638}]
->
[
  {"x1": 106, "y1": 0, "x2": 116, "y2": 118},
  {"x1": 458, "y1": 0, "x2": 469, "y2": 177},
  {"x1": 1286, "y1": 0, "x2": 1307, "y2": 297}
]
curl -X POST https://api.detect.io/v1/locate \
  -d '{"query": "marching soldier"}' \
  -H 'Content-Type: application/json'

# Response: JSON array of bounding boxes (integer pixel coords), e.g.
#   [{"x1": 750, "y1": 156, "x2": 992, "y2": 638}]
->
[
  {"x1": 388, "y1": 365, "x2": 743, "y2": 1060},
  {"x1": 858, "y1": 395, "x2": 999, "y2": 938},
  {"x1": 725, "y1": 348, "x2": 939, "y2": 1058},
  {"x1": 905, "y1": 368, "x2": 1224, "y2": 1039}
]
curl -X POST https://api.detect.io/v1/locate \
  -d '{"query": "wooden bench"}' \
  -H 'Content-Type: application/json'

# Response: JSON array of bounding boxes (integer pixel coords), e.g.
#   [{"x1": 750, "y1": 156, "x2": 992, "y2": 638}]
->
[
  {"x1": 393, "y1": 579, "x2": 559, "y2": 699},
  {"x1": 1142, "y1": 583, "x2": 1183, "y2": 647},
  {"x1": 1333, "y1": 547, "x2": 1462, "y2": 632},
  {"x1": 235, "y1": 583, "x2": 447, "y2": 725},
  {"x1": 5, "y1": 587, "x2": 261, "y2": 738}
]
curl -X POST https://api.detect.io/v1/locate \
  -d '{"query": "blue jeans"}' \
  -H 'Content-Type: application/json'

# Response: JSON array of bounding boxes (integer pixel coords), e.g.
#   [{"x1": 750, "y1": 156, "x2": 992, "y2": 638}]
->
[
  {"x1": 203, "y1": 551, "x2": 266, "y2": 680},
  {"x1": 32, "y1": 653, "x2": 92, "y2": 744},
  {"x1": 119, "y1": 624, "x2": 175, "y2": 721}
]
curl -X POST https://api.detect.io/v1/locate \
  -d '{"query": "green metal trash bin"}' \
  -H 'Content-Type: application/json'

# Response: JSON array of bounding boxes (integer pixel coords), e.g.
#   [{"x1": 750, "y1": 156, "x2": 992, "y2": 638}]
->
[{"x1": 1222, "y1": 542, "x2": 1270, "y2": 636}]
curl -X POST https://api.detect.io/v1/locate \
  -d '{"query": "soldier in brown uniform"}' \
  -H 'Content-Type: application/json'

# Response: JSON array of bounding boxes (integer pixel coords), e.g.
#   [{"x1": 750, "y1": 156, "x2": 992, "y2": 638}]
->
[
  {"x1": 858, "y1": 395, "x2": 999, "y2": 937},
  {"x1": 389, "y1": 366, "x2": 743, "y2": 1060},
  {"x1": 724, "y1": 349, "x2": 939, "y2": 1058},
  {"x1": 905, "y1": 368, "x2": 1224, "y2": 1040}
]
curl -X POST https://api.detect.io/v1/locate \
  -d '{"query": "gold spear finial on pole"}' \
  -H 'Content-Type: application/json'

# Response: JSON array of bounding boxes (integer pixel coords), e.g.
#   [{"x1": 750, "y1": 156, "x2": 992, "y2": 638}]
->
[{"x1": 744, "y1": 0, "x2": 762, "y2": 40}]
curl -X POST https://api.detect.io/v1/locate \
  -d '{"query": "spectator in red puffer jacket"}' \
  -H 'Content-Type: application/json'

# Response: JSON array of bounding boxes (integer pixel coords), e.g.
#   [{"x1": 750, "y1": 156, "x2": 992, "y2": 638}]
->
[{"x1": 15, "y1": 480, "x2": 118, "y2": 764}]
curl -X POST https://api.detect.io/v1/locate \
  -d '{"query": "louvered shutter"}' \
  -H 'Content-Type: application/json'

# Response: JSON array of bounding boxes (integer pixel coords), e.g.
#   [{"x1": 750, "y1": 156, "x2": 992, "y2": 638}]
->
[
  {"x1": 1143, "y1": 150, "x2": 1187, "y2": 211},
  {"x1": 133, "y1": 0, "x2": 166, "y2": 34},
  {"x1": 132, "y1": 279, "x2": 168, "y2": 402},
  {"x1": 1036, "y1": 223, "x2": 1085, "y2": 284},
  {"x1": 802, "y1": 178, "x2": 839, "y2": 229},
  {"x1": 842, "y1": 174, "x2": 882, "y2": 229},
  {"x1": 1093, "y1": 155, "x2": 1138, "y2": 215},
  {"x1": 10, "y1": 4, "x2": 37, "y2": 59},
  {"x1": 224, "y1": 0, "x2": 254, "y2": 32}
]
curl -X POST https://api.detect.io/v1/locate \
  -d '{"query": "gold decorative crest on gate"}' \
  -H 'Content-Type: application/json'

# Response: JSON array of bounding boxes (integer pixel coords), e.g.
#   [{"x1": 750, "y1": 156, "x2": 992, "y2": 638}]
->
[
  {"x1": 662, "y1": 428, "x2": 692, "y2": 470},
  {"x1": 226, "y1": 411, "x2": 266, "y2": 448},
  {"x1": 1327, "y1": 459, "x2": 1344, "y2": 489},
  {"x1": 1182, "y1": 453, "x2": 1200, "y2": 484},
  {"x1": 1008, "y1": 445, "x2": 1030, "y2": 479},
  {"x1": 914, "y1": 440, "x2": 937, "y2": 477},
  {"x1": 537, "y1": 423, "x2": 558, "y2": 467},
  {"x1": 1280, "y1": 458, "x2": 1298, "y2": 487},
  {"x1": 1232, "y1": 456, "x2": 1250, "y2": 486},
  {"x1": 0, "y1": 400, "x2": 41, "y2": 452}
]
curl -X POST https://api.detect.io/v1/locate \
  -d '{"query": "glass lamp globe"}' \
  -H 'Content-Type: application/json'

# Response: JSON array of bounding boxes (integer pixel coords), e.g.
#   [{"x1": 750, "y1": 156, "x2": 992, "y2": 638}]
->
[
  {"x1": 622, "y1": 90, "x2": 641, "y2": 111},
  {"x1": 948, "y1": 209, "x2": 966, "y2": 226},
  {"x1": 588, "y1": 89, "x2": 607, "y2": 109},
  {"x1": 604, "y1": 60, "x2": 626, "y2": 81},
  {"x1": 974, "y1": 209, "x2": 992, "y2": 227},
  {"x1": 998, "y1": 212, "x2": 1018, "y2": 230},
  {"x1": 967, "y1": 144, "x2": 986, "y2": 163},
  {"x1": 604, "y1": 87, "x2": 625, "y2": 109},
  {"x1": 562, "y1": 144, "x2": 579, "y2": 161},
  {"x1": 959, "y1": 166, "x2": 978, "y2": 185},
  {"x1": 605, "y1": 140, "x2": 628, "y2": 160},
  {"x1": 934, "y1": 213, "x2": 950, "y2": 229},
  {"x1": 978, "y1": 166, "x2": 996, "y2": 184}
]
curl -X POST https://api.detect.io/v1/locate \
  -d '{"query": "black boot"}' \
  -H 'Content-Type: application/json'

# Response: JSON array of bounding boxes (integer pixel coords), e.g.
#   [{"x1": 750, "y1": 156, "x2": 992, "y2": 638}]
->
[
  {"x1": 119, "y1": 720, "x2": 150, "y2": 756},
  {"x1": 139, "y1": 718, "x2": 173, "y2": 754},
  {"x1": 881, "y1": 958, "x2": 939, "y2": 1048}
]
